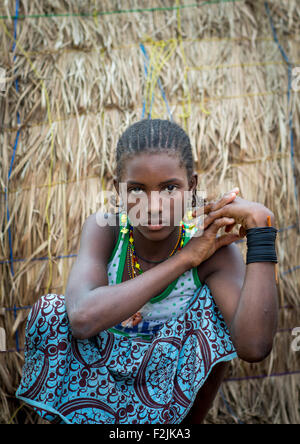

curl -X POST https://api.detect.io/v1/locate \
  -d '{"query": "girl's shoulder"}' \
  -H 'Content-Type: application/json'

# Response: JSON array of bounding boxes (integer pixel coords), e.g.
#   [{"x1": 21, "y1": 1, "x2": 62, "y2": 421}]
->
[
  {"x1": 196, "y1": 242, "x2": 243, "y2": 286},
  {"x1": 82, "y1": 211, "x2": 119, "y2": 260},
  {"x1": 92, "y1": 210, "x2": 120, "y2": 231},
  {"x1": 65, "y1": 212, "x2": 119, "y2": 307}
]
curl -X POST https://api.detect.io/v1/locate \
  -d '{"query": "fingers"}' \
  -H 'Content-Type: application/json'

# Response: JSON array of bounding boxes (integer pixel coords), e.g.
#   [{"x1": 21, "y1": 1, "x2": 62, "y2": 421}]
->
[
  {"x1": 215, "y1": 233, "x2": 241, "y2": 250},
  {"x1": 213, "y1": 217, "x2": 235, "y2": 229},
  {"x1": 211, "y1": 214, "x2": 242, "y2": 249},
  {"x1": 204, "y1": 192, "x2": 236, "y2": 215},
  {"x1": 239, "y1": 226, "x2": 247, "y2": 237},
  {"x1": 192, "y1": 216, "x2": 231, "y2": 237},
  {"x1": 225, "y1": 222, "x2": 236, "y2": 233},
  {"x1": 193, "y1": 187, "x2": 239, "y2": 218},
  {"x1": 221, "y1": 222, "x2": 247, "y2": 236},
  {"x1": 203, "y1": 217, "x2": 235, "y2": 234},
  {"x1": 203, "y1": 205, "x2": 232, "y2": 230},
  {"x1": 229, "y1": 187, "x2": 240, "y2": 195},
  {"x1": 209, "y1": 188, "x2": 239, "y2": 212}
]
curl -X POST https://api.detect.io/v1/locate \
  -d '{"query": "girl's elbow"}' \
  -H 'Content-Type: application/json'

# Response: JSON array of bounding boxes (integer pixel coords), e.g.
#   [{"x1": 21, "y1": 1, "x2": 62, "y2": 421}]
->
[
  {"x1": 68, "y1": 310, "x2": 98, "y2": 340},
  {"x1": 238, "y1": 349, "x2": 271, "y2": 363},
  {"x1": 236, "y1": 340, "x2": 274, "y2": 363},
  {"x1": 71, "y1": 325, "x2": 90, "y2": 340}
]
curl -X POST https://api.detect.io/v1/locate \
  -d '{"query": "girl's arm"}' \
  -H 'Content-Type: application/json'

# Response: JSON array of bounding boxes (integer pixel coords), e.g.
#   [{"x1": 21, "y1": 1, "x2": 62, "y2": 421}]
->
[
  {"x1": 65, "y1": 213, "x2": 192, "y2": 339},
  {"x1": 203, "y1": 208, "x2": 278, "y2": 362},
  {"x1": 65, "y1": 196, "x2": 238, "y2": 339}
]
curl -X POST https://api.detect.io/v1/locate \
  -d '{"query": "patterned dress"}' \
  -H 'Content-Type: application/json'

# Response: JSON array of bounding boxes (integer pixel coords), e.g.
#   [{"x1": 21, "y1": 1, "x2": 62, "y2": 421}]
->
[{"x1": 16, "y1": 216, "x2": 237, "y2": 424}]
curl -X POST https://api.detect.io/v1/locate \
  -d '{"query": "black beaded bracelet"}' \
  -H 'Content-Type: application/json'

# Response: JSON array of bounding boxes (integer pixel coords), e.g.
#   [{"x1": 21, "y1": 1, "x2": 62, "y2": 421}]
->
[{"x1": 246, "y1": 226, "x2": 278, "y2": 265}]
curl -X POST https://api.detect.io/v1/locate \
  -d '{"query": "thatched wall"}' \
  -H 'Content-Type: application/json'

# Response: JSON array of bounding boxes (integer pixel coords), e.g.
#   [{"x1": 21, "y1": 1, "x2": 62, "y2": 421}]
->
[{"x1": 0, "y1": 0, "x2": 299, "y2": 424}]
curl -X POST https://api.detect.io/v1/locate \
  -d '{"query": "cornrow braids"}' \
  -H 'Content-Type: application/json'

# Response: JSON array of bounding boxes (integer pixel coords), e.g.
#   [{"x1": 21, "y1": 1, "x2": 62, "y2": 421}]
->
[{"x1": 116, "y1": 119, "x2": 195, "y2": 192}]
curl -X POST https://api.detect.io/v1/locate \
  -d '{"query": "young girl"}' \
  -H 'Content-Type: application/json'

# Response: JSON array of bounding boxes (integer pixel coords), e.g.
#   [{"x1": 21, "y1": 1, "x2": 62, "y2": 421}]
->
[{"x1": 16, "y1": 119, "x2": 278, "y2": 424}]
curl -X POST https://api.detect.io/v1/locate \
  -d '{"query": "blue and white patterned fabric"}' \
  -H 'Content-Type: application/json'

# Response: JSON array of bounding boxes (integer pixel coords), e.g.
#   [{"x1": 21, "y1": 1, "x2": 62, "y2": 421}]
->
[{"x1": 16, "y1": 216, "x2": 237, "y2": 424}]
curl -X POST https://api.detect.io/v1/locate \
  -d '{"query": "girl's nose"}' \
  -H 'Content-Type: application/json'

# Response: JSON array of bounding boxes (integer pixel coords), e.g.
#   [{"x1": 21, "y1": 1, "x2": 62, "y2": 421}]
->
[{"x1": 148, "y1": 191, "x2": 163, "y2": 222}]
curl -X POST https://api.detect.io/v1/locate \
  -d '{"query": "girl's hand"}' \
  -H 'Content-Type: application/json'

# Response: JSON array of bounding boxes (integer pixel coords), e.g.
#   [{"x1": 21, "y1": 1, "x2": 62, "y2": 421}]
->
[
  {"x1": 204, "y1": 193, "x2": 275, "y2": 232},
  {"x1": 182, "y1": 216, "x2": 241, "y2": 267},
  {"x1": 193, "y1": 188, "x2": 275, "y2": 238},
  {"x1": 181, "y1": 188, "x2": 242, "y2": 267}
]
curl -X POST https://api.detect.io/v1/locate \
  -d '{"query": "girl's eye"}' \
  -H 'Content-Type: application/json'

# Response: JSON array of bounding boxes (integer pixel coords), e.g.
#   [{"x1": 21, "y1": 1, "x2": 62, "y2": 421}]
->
[
  {"x1": 129, "y1": 187, "x2": 144, "y2": 194},
  {"x1": 164, "y1": 185, "x2": 177, "y2": 193}
]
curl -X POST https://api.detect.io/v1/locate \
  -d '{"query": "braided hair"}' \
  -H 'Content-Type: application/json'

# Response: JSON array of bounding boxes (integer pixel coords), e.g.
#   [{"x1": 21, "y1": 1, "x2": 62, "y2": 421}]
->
[{"x1": 116, "y1": 120, "x2": 195, "y2": 203}]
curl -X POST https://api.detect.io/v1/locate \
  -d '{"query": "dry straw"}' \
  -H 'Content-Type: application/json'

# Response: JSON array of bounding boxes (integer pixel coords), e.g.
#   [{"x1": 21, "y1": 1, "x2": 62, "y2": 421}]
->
[{"x1": 0, "y1": 0, "x2": 299, "y2": 424}]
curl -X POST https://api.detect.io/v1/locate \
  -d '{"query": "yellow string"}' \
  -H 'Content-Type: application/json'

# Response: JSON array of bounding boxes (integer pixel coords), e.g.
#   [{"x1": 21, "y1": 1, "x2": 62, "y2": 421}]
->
[
  {"x1": 44, "y1": 89, "x2": 54, "y2": 295},
  {"x1": 143, "y1": 37, "x2": 177, "y2": 118},
  {"x1": 186, "y1": 59, "x2": 299, "y2": 71},
  {"x1": 1, "y1": 151, "x2": 290, "y2": 197},
  {"x1": 0, "y1": 174, "x2": 101, "y2": 195},
  {"x1": 93, "y1": 0, "x2": 98, "y2": 26},
  {"x1": 1, "y1": 87, "x2": 296, "y2": 135},
  {"x1": 200, "y1": 90, "x2": 211, "y2": 115},
  {"x1": 176, "y1": 0, "x2": 210, "y2": 119},
  {"x1": 147, "y1": 44, "x2": 165, "y2": 117},
  {"x1": 8, "y1": 403, "x2": 25, "y2": 424},
  {"x1": 176, "y1": 1, "x2": 190, "y2": 128},
  {"x1": 13, "y1": 35, "x2": 299, "y2": 59},
  {"x1": 144, "y1": 42, "x2": 163, "y2": 117},
  {"x1": 158, "y1": 92, "x2": 168, "y2": 118},
  {"x1": 0, "y1": 19, "x2": 54, "y2": 295},
  {"x1": 144, "y1": 41, "x2": 162, "y2": 117}
]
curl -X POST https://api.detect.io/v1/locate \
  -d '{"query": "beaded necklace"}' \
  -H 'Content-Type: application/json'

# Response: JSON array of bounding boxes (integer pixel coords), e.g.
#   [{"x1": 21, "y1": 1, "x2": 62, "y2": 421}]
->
[
  {"x1": 128, "y1": 223, "x2": 185, "y2": 276},
  {"x1": 121, "y1": 223, "x2": 185, "y2": 328}
]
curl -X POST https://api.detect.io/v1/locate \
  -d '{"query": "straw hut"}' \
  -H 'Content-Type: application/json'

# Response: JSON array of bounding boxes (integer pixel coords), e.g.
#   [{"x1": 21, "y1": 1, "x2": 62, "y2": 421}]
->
[{"x1": 0, "y1": 0, "x2": 299, "y2": 424}]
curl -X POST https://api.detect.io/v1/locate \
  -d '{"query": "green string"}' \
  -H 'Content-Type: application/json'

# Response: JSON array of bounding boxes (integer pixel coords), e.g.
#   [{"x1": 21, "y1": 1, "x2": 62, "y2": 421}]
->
[{"x1": 0, "y1": 0, "x2": 243, "y2": 21}]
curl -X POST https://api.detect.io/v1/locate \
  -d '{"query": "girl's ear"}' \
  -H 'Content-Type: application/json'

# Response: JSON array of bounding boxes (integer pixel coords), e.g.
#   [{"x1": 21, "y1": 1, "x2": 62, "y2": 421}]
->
[
  {"x1": 189, "y1": 172, "x2": 198, "y2": 192},
  {"x1": 189, "y1": 173, "x2": 198, "y2": 208},
  {"x1": 113, "y1": 178, "x2": 119, "y2": 195},
  {"x1": 113, "y1": 179, "x2": 122, "y2": 211},
  {"x1": 113, "y1": 179, "x2": 126, "y2": 210}
]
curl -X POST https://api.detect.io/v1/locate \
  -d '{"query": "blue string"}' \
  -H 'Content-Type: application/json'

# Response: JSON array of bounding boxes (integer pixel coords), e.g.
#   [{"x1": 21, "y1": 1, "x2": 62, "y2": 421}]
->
[
  {"x1": 0, "y1": 253, "x2": 77, "y2": 264},
  {"x1": 1, "y1": 253, "x2": 299, "y2": 275},
  {"x1": 1, "y1": 249, "x2": 300, "y2": 278},
  {"x1": 140, "y1": 43, "x2": 156, "y2": 118},
  {"x1": 140, "y1": 43, "x2": 149, "y2": 118},
  {"x1": 264, "y1": 2, "x2": 299, "y2": 234},
  {"x1": 5, "y1": 306, "x2": 33, "y2": 312},
  {"x1": 0, "y1": 223, "x2": 297, "y2": 264},
  {"x1": 140, "y1": 43, "x2": 173, "y2": 120},
  {"x1": 219, "y1": 388, "x2": 243, "y2": 424},
  {"x1": 4, "y1": 0, "x2": 21, "y2": 351},
  {"x1": 5, "y1": 0, "x2": 20, "y2": 276}
]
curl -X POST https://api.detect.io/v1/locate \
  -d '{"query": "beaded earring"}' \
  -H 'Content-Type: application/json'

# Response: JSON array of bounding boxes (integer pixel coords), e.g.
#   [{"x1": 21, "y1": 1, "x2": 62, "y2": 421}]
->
[
  {"x1": 118, "y1": 189, "x2": 130, "y2": 236},
  {"x1": 120, "y1": 210, "x2": 129, "y2": 236},
  {"x1": 184, "y1": 198, "x2": 196, "y2": 230}
]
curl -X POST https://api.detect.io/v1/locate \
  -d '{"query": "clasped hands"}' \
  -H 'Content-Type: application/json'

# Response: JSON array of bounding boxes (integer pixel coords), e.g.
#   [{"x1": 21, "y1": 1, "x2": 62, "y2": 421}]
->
[{"x1": 192, "y1": 187, "x2": 275, "y2": 237}]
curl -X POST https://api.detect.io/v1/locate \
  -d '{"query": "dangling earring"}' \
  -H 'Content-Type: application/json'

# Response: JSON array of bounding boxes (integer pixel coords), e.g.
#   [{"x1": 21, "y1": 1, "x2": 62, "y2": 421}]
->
[
  {"x1": 184, "y1": 196, "x2": 196, "y2": 230},
  {"x1": 120, "y1": 212, "x2": 129, "y2": 235},
  {"x1": 119, "y1": 197, "x2": 129, "y2": 236}
]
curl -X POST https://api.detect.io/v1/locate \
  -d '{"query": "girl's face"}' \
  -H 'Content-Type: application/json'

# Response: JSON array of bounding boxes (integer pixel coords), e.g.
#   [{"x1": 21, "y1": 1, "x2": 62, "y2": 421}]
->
[{"x1": 115, "y1": 152, "x2": 197, "y2": 241}]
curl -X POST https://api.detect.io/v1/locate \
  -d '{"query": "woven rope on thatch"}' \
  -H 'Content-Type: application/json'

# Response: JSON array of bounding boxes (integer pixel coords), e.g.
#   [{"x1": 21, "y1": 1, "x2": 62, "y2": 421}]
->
[{"x1": 0, "y1": 0, "x2": 299, "y2": 424}]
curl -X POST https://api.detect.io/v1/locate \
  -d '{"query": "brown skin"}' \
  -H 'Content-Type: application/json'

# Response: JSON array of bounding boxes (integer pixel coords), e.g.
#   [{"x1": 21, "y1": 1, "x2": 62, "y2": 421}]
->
[
  {"x1": 65, "y1": 153, "x2": 242, "y2": 336},
  {"x1": 65, "y1": 152, "x2": 278, "y2": 424}
]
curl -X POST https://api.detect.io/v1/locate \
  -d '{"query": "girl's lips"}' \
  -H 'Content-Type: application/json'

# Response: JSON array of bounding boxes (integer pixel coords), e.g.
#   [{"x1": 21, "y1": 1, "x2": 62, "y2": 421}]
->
[
  {"x1": 143, "y1": 221, "x2": 169, "y2": 231},
  {"x1": 138, "y1": 219, "x2": 170, "y2": 230},
  {"x1": 146, "y1": 224, "x2": 166, "y2": 231}
]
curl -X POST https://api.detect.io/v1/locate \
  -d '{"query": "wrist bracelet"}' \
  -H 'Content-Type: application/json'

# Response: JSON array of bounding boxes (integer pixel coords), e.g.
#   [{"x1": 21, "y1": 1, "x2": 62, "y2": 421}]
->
[{"x1": 246, "y1": 226, "x2": 278, "y2": 265}]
